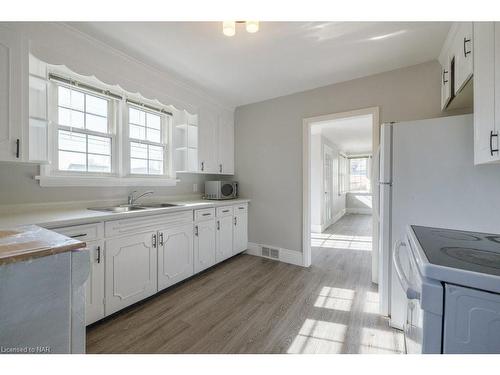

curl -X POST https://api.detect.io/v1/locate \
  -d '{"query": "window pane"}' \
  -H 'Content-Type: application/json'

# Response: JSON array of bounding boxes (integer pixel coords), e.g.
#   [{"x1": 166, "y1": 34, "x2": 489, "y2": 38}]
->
[
  {"x1": 86, "y1": 95, "x2": 108, "y2": 116},
  {"x1": 130, "y1": 158, "x2": 148, "y2": 174},
  {"x1": 129, "y1": 107, "x2": 145, "y2": 125},
  {"x1": 58, "y1": 130, "x2": 86, "y2": 152},
  {"x1": 88, "y1": 154, "x2": 111, "y2": 173},
  {"x1": 130, "y1": 142, "x2": 147, "y2": 159},
  {"x1": 129, "y1": 124, "x2": 146, "y2": 140},
  {"x1": 58, "y1": 86, "x2": 71, "y2": 108},
  {"x1": 149, "y1": 145, "x2": 163, "y2": 161},
  {"x1": 148, "y1": 160, "x2": 163, "y2": 175},
  {"x1": 146, "y1": 128, "x2": 161, "y2": 143},
  {"x1": 147, "y1": 113, "x2": 161, "y2": 130},
  {"x1": 88, "y1": 135, "x2": 110, "y2": 155},
  {"x1": 59, "y1": 107, "x2": 84, "y2": 128},
  {"x1": 59, "y1": 150, "x2": 86, "y2": 171},
  {"x1": 86, "y1": 113, "x2": 108, "y2": 133}
]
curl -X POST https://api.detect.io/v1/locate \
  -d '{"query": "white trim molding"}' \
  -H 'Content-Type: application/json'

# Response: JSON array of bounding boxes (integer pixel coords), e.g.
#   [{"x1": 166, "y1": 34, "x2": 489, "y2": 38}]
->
[
  {"x1": 245, "y1": 242, "x2": 305, "y2": 267},
  {"x1": 311, "y1": 208, "x2": 346, "y2": 233},
  {"x1": 345, "y1": 208, "x2": 372, "y2": 215}
]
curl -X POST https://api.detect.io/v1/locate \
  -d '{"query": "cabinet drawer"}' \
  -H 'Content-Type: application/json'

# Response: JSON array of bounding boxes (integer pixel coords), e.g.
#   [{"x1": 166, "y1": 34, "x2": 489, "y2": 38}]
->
[
  {"x1": 194, "y1": 208, "x2": 215, "y2": 221},
  {"x1": 233, "y1": 203, "x2": 248, "y2": 214},
  {"x1": 52, "y1": 223, "x2": 103, "y2": 241},
  {"x1": 216, "y1": 206, "x2": 233, "y2": 217},
  {"x1": 105, "y1": 211, "x2": 193, "y2": 237}
]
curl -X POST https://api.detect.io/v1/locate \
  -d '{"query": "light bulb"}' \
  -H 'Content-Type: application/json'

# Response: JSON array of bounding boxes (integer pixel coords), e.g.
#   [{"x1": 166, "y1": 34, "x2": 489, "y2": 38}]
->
[
  {"x1": 246, "y1": 21, "x2": 259, "y2": 33},
  {"x1": 223, "y1": 21, "x2": 236, "y2": 37}
]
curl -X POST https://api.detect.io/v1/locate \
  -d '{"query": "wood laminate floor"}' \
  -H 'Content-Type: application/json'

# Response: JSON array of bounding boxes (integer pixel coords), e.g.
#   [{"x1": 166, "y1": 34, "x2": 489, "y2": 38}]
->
[{"x1": 86, "y1": 214, "x2": 404, "y2": 354}]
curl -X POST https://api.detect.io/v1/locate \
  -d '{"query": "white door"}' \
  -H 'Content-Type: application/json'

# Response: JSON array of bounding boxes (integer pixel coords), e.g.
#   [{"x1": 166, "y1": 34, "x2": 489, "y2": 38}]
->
[
  {"x1": 216, "y1": 215, "x2": 234, "y2": 262},
  {"x1": 473, "y1": 22, "x2": 500, "y2": 164},
  {"x1": 194, "y1": 220, "x2": 216, "y2": 273},
  {"x1": 105, "y1": 231, "x2": 158, "y2": 315},
  {"x1": 217, "y1": 113, "x2": 235, "y2": 174},
  {"x1": 157, "y1": 224, "x2": 194, "y2": 291},
  {"x1": 233, "y1": 206, "x2": 248, "y2": 254},
  {"x1": 198, "y1": 108, "x2": 218, "y2": 173},
  {"x1": 85, "y1": 240, "x2": 105, "y2": 325},
  {"x1": 0, "y1": 25, "x2": 25, "y2": 162},
  {"x1": 323, "y1": 146, "x2": 333, "y2": 227}
]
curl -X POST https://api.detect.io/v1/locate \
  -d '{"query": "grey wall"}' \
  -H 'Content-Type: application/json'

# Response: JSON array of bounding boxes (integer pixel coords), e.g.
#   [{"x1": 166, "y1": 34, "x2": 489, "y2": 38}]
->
[
  {"x1": 235, "y1": 60, "x2": 471, "y2": 252},
  {"x1": 0, "y1": 162, "x2": 215, "y2": 205}
]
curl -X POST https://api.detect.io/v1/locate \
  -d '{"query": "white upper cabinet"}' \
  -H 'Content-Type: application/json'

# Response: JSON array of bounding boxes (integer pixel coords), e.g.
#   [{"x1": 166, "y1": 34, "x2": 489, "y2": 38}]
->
[
  {"x1": 198, "y1": 108, "x2": 219, "y2": 174},
  {"x1": 0, "y1": 25, "x2": 27, "y2": 162},
  {"x1": 454, "y1": 22, "x2": 474, "y2": 94},
  {"x1": 474, "y1": 22, "x2": 500, "y2": 165},
  {"x1": 217, "y1": 112, "x2": 235, "y2": 175},
  {"x1": 439, "y1": 22, "x2": 474, "y2": 110}
]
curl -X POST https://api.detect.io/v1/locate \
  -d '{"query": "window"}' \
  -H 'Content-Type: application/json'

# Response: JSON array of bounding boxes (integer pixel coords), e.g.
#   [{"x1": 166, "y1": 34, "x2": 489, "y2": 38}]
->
[
  {"x1": 127, "y1": 106, "x2": 168, "y2": 176},
  {"x1": 56, "y1": 85, "x2": 113, "y2": 173},
  {"x1": 338, "y1": 154, "x2": 348, "y2": 195},
  {"x1": 349, "y1": 157, "x2": 371, "y2": 192}
]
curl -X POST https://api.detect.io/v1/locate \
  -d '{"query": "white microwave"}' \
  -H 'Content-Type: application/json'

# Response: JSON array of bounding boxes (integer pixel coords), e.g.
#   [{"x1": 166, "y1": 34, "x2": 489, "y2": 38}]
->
[{"x1": 204, "y1": 181, "x2": 238, "y2": 200}]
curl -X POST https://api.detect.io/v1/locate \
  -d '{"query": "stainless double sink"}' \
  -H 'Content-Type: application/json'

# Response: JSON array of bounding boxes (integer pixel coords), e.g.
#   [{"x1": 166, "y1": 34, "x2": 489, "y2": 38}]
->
[{"x1": 88, "y1": 203, "x2": 181, "y2": 213}]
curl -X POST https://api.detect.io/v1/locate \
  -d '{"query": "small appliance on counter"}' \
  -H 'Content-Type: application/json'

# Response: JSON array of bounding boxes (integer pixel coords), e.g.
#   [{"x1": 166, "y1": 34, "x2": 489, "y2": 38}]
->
[
  {"x1": 395, "y1": 225, "x2": 500, "y2": 354},
  {"x1": 204, "y1": 181, "x2": 238, "y2": 200}
]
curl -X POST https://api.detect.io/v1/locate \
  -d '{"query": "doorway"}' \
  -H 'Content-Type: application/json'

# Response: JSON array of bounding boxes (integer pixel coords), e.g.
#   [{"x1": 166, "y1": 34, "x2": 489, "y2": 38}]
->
[{"x1": 302, "y1": 107, "x2": 380, "y2": 282}]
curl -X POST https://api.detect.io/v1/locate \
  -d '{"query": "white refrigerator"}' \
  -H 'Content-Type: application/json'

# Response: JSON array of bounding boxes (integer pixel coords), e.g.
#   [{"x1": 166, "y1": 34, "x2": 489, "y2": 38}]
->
[{"x1": 378, "y1": 114, "x2": 500, "y2": 329}]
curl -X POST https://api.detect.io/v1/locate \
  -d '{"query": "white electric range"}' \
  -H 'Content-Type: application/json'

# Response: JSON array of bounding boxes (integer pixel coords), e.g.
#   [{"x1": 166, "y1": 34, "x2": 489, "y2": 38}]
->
[{"x1": 394, "y1": 225, "x2": 500, "y2": 354}]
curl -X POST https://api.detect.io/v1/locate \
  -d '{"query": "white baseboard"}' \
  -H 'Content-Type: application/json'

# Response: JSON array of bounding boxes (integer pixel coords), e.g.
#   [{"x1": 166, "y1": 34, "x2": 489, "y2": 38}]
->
[
  {"x1": 311, "y1": 208, "x2": 346, "y2": 233},
  {"x1": 246, "y1": 242, "x2": 305, "y2": 267},
  {"x1": 346, "y1": 207, "x2": 372, "y2": 215}
]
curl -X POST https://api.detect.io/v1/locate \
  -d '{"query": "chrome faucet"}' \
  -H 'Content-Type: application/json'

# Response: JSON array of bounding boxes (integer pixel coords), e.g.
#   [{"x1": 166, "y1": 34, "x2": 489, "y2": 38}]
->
[{"x1": 128, "y1": 190, "x2": 154, "y2": 206}]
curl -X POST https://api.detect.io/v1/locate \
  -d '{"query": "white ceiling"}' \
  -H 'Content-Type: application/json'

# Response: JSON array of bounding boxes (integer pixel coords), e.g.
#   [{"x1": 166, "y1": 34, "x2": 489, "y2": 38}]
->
[
  {"x1": 67, "y1": 22, "x2": 451, "y2": 107},
  {"x1": 312, "y1": 115, "x2": 373, "y2": 155}
]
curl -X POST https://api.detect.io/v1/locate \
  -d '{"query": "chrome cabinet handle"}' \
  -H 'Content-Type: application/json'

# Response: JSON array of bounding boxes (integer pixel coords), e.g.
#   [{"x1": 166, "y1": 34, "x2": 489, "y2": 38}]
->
[
  {"x1": 442, "y1": 69, "x2": 448, "y2": 84},
  {"x1": 219, "y1": 164, "x2": 222, "y2": 173},
  {"x1": 202, "y1": 213, "x2": 211, "y2": 216},
  {"x1": 217, "y1": 220, "x2": 220, "y2": 230},
  {"x1": 234, "y1": 217, "x2": 237, "y2": 226},
  {"x1": 152, "y1": 234, "x2": 157, "y2": 248},
  {"x1": 15, "y1": 139, "x2": 20, "y2": 159},
  {"x1": 96, "y1": 245, "x2": 101, "y2": 264},
  {"x1": 194, "y1": 225, "x2": 199, "y2": 236},
  {"x1": 70, "y1": 233, "x2": 87, "y2": 238},
  {"x1": 201, "y1": 161, "x2": 204, "y2": 171},
  {"x1": 159, "y1": 232, "x2": 164, "y2": 246},
  {"x1": 464, "y1": 37, "x2": 471, "y2": 57}
]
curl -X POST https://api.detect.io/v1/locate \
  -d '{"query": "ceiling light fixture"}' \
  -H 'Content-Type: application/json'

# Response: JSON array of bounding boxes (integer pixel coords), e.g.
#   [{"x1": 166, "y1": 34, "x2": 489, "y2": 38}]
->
[{"x1": 222, "y1": 21, "x2": 259, "y2": 36}]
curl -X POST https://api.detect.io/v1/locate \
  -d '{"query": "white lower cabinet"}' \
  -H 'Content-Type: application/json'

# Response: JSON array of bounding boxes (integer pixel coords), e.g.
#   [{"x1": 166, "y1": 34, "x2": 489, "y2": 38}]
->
[
  {"x1": 105, "y1": 231, "x2": 158, "y2": 315},
  {"x1": 216, "y1": 214, "x2": 234, "y2": 262},
  {"x1": 157, "y1": 223, "x2": 194, "y2": 290},
  {"x1": 85, "y1": 240, "x2": 105, "y2": 325},
  {"x1": 194, "y1": 219, "x2": 217, "y2": 273},
  {"x1": 233, "y1": 204, "x2": 249, "y2": 254}
]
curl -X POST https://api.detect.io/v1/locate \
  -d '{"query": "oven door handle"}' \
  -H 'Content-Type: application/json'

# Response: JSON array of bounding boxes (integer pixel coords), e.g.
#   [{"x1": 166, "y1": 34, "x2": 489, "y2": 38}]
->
[{"x1": 393, "y1": 240, "x2": 420, "y2": 300}]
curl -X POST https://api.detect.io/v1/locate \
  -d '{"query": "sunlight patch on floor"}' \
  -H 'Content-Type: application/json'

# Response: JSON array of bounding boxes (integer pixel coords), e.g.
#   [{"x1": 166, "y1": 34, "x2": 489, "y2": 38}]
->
[
  {"x1": 359, "y1": 327, "x2": 405, "y2": 354},
  {"x1": 311, "y1": 234, "x2": 372, "y2": 251},
  {"x1": 314, "y1": 286, "x2": 355, "y2": 312},
  {"x1": 363, "y1": 291, "x2": 380, "y2": 314},
  {"x1": 287, "y1": 319, "x2": 347, "y2": 354}
]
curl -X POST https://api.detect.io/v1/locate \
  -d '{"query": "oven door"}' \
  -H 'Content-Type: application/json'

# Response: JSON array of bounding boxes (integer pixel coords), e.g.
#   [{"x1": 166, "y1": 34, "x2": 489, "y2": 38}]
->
[
  {"x1": 393, "y1": 240, "x2": 424, "y2": 353},
  {"x1": 220, "y1": 182, "x2": 236, "y2": 199}
]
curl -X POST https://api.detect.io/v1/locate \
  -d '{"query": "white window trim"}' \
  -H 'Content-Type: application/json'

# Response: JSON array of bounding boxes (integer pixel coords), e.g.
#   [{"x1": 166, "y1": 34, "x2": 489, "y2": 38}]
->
[{"x1": 37, "y1": 71, "x2": 178, "y2": 187}]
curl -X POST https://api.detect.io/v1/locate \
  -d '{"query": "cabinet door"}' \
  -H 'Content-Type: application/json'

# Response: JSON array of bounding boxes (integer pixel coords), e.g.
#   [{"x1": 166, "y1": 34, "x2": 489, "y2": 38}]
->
[
  {"x1": 198, "y1": 108, "x2": 218, "y2": 173},
  {"x1": 233, "y1": 210, "x2": 248, "y2": 255},
  {"x1": 216, "y1": 215, "x2": 234, "y2": 262},
  {"x1": 0, "y1": 26, "x2": 25, "y2": 162},
  {"x1": 473, "y1": 22, "x2": 500, "y2": 164},
  {"x1": 105, "y1": 231, "x2": 158, "y2": 315},
  {"x1": 85, "y1": 240, "x2": 105, "y2": 325},
  {"x1": 455, "y1": 22, "x2": 474, "y2": 94},
  {"x1": 441, "y1": 55, "x2": 452, "y2": 110},
  {"x1": 158, "y1": 224, "x2": 194, "y2": 291},
  {"x1": 194, "y1": 220, "x2": 216, "y2": 273},
  {"x1": 217, "y1": 113, "x2": 235, "y2": 175}
]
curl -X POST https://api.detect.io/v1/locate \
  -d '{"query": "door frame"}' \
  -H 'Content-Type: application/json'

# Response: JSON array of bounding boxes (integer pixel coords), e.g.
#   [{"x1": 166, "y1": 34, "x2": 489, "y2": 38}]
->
[
  {"x1": 302, "y1": 107, "x2": 380, "y2": 280},
  {"x1": 322, "y1": 144, "x2": 334, "y2": 228}
]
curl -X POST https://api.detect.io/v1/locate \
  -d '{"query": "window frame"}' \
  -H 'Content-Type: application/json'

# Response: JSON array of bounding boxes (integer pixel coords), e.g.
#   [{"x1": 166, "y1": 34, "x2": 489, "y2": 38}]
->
[
  {"x1": 48, "y1": 81, "x2": 119, "y2": 177},
  {"x1": 123, "y1": 103, "x2": 172, "y2": 178}
]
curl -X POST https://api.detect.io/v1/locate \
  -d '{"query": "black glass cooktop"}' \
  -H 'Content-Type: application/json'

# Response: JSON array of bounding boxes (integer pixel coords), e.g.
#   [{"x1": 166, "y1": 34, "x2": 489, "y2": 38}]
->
[{"x1": 411, "y1": 225, "x2": 500, "y2": 277}]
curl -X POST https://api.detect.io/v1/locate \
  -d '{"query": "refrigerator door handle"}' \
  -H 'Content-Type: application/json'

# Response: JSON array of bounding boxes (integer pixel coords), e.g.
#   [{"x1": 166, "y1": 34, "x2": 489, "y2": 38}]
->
[{"x1": 379, "y1": 181, "x2": 392, "y2": 186}]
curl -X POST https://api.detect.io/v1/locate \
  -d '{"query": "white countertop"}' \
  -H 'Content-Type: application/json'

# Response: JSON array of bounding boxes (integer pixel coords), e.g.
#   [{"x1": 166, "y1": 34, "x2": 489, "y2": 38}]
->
[{"x1": 0, "y1": 198, "x2": 250, "y2": 229}]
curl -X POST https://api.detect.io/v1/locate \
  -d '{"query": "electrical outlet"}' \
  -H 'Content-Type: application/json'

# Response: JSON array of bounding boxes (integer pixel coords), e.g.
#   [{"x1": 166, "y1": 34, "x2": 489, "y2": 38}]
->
[{"x1": 193, "y1": 183, "x2": 198, "y2": 192}]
